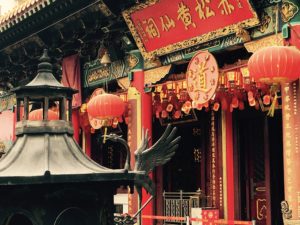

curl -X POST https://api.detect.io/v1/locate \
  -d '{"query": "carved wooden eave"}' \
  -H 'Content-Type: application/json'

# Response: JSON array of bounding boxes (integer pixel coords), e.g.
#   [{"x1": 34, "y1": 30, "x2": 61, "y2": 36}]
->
[
  {"x1": 0, "y1": 0, "x2": 139, "y2": 92},
  {"x1": 0, "y1": 0, "x2": 98, "y2": 50}
]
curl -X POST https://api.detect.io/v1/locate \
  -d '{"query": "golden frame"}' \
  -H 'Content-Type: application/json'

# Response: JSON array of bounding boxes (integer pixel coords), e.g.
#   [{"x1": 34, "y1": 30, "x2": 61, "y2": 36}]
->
[{"x1": 122, "y1": 0, "x2": 260, "y2": 60}]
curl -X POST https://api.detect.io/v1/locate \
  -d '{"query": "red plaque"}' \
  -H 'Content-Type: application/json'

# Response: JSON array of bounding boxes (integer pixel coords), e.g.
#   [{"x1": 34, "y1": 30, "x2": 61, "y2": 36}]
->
[
  {"x1": 186, "y1": 51, "x2": 219, "y2": 106},
  {"x1": 123, "y1": 0, "x2": 258, "y2": 59}
]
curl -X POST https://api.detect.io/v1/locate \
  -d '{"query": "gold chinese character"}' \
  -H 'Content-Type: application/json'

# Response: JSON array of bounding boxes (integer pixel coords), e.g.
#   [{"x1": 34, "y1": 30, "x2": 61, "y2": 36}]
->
[
  {"x1": 195, "y1": 0, "x2": 215, "y2": 20},
  {"x1": 285, "y1": 113, "x2": 291, "y2": 121},
  {"x1": 136, "y1": 20, "x2": 149, "y2": 42},
  {"x1": 160, "y1": 15, "x2": 175, "y2": 32},
  {"x1": 143, "y1": 18, "x2": 160, "y2": 39},
  {"x1": 284, "y1": 85, "x2": 290, "y2": 94},
  {"x1": 177, "y1": 2, "x2": 196, "y2": 30},
  {"x1": 195, "y1": 61, "x2": 209, "y2": 92},
  {"x1": 193, "y1": 128, "x2": 202, "y2": 136},
  {"x1": 285, "y1": 96, "x2": 291, "y2": 103},
  {"x1": 284, "y1": 104, "x2": 291, "y2": 112},
  {"x1": 218, "y1": 0, "x2": 235, "y2": 15},
  {"x1": 286, "y1": 123, "x2": 292, "y2": 129}
]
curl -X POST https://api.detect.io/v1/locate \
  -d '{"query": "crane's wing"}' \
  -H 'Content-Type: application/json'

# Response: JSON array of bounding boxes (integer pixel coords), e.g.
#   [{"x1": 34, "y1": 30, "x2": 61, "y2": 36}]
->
[{"x1": 134, "y1": 124, "x2": 181, "y2": 174}]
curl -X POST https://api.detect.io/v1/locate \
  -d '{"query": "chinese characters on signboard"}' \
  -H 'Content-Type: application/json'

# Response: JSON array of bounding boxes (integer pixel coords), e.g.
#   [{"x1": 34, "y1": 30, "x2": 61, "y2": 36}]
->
[
  {"x1": 123, "y1": 0, "x2": 259, "y2": 59},
  {"x1": 186, "y1": 51, "x2": 219, "y2": 106}
]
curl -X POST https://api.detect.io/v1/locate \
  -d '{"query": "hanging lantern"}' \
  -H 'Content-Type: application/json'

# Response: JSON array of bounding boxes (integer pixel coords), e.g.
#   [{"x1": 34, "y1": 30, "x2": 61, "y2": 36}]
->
[
  {"x1": 87, "y1": 93, "x2": 125, "y2": 120},
  {"x1": 28, "y1": 109, "x2": 59, "y2": 121},
  {"x1": 263, "y1": 95, "x2": 271, "y2": 105},
  {"x1": 248, "y1": 46, "x2": 300, "y2": 83},
  {"x1": 212, "y1": 102, "x2": 220, "y2": 111}
]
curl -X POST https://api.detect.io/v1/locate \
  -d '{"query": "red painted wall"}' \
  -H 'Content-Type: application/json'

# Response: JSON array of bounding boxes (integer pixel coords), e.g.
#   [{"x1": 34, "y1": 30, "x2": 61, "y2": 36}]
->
[{"x1": 0, "y1": 110, "x2": 15, "y2": 146}]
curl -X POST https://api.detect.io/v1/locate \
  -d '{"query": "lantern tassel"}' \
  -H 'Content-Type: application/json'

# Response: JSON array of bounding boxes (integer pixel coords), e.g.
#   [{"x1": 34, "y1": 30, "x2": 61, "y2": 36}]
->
[
  {"x1": 103, "y1": 127, "x2": 108, "y2": 144},
  {"x1": 267, "y1": 92, "x2": 278, "y2": 117}
]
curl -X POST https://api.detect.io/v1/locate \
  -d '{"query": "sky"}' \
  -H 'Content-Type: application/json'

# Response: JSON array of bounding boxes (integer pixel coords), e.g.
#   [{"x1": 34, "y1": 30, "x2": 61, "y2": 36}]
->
[{"x1": 0, "y1": 0, "x2": 16, "y2": 15}]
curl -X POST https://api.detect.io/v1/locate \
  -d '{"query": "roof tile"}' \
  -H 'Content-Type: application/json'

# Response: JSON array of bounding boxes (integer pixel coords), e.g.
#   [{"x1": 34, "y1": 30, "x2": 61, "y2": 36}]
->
[{"x1": 0, "y1": 0, "x2": 52, "y2": 32}]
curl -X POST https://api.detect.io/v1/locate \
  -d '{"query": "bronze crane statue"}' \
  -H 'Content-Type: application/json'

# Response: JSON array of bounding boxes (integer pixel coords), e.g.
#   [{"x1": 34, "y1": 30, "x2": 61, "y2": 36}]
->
[
  {"x1": 104, "y1": 124, "x2": 181, "y2": 225},
  {"x1": 104, "y1": 124, "x2": 181, "y2": 175}
]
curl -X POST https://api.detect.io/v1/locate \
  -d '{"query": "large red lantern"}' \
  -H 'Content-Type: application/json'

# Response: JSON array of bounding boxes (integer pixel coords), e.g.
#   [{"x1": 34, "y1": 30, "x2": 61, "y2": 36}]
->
[
  {"x1": 87, "y1": 93, "x2": 125, "y2": 119},
  {"x1": 28, "y1": 109, "x2": 59, "y2": 121},
  {"x1": 248, "y1": 46, "x2": 300, "y2": 83}
]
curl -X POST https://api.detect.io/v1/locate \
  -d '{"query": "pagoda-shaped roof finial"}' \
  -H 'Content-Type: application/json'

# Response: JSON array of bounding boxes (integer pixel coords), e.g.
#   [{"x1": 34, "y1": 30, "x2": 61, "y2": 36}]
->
[
  {"x1": 25, "y1": 49, "x2": 63, "y2": 87},
  {"x1": 37, "y1": 49, "x2": 52, "y2": 73}
]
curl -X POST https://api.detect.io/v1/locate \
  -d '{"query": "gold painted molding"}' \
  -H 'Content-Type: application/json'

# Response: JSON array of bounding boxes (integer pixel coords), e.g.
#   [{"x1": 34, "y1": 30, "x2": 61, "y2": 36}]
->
[
  {"x1": 244, "y1": 34, "x2": 284, "y2": 53},
  {"x1": 144, "y1": 64, "x2": 172, "y2": 85}
]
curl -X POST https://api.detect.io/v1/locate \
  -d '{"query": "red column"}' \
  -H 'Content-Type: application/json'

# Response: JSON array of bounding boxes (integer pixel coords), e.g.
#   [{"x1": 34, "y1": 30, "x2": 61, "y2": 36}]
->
[
  {"x1": 226, "y1": 111, "x2": 234, "y2": 222},
  {"x1": 223, "y1": 111, "x2": 234, "y2": 223},
  {"x1": 131, "y1": 69, "x2": 154, "y2": 225},
  {"x1": 72, "y1": 109, "x2": 80, "y2": 143},
  {"x1": 85, "y1": 131, "x2": 91, "y2": 157}
]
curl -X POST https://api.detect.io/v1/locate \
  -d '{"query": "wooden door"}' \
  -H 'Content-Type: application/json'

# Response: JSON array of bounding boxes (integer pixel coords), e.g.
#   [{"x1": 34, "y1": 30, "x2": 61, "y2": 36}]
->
[{"x1": 235, "y1": 110, "x2": 267, "y2": 225}]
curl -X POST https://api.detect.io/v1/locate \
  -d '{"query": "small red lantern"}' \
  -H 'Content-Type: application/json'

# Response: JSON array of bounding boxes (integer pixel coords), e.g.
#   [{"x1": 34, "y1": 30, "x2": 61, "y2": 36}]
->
[
  {"x1": 87, "y1": 93, "x2": 125, "y2": 119},
  {"x1": 248, "y1": 46, "x2": 300, "y2": 83},
  {"x1": 29, "y1": 109, "x2": 59, "y2": 121}
]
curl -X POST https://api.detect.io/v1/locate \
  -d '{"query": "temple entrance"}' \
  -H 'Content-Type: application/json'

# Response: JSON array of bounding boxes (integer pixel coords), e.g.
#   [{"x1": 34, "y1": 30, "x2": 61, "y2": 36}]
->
[
  {"x1": 154, "y1": 110, "x2": 210, "y2": 194},
  {"x1": 234, "y1": 109, "x2": 284, "y2": 225}
]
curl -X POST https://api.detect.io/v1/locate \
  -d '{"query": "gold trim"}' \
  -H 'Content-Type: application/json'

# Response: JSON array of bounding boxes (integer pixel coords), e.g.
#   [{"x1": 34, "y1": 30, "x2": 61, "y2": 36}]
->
[
  {"x1": 127, "y1": 87, "x2": 142, "y2": 148},
  {"x1": 144, "y1": 64, "x2": 172, "y2": 85},
  {"x1": 123, "y1": 0, "x2": 259, "y2": 60},
  {"x1": 118, "y1": 77, "x2": 130, "y2": 90},
  {"x1": 281, "y1": 0, "x2": 299, "y2": 23},
  {"x1": 256, "y1": 199, "x2": 267, "y2": 221},
  {"x1": 244, "y1": 34, "x2": 284, "y2": 53},
  {"x1": 221, "y1": 111, "x2": 228, "y2": 219}
]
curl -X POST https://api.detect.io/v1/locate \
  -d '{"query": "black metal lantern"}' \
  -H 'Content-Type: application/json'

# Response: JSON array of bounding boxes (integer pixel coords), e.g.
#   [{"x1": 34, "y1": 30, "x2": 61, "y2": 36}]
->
[
  {"x1": 0, "y1": 50, "x2": 180, "y2": 225},
  {"x1": 0, "y1": 50, "x2": 150, "y2": 225}
]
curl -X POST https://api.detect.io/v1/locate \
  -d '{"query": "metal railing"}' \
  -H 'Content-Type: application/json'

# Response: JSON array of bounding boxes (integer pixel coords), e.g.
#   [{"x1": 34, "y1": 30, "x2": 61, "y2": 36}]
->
[{"x1": 163, "y1": 189, "x2": 212, "y2": 225}]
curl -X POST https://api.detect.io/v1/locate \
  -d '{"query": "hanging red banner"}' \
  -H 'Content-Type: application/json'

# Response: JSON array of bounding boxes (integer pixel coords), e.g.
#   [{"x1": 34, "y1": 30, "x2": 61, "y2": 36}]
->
[
  {"x1": 123, "y1": 0, "x2": 259, "y2": 59},
  {"x1": 281, "y1": 80, "x2": 300, "y2": 219}
]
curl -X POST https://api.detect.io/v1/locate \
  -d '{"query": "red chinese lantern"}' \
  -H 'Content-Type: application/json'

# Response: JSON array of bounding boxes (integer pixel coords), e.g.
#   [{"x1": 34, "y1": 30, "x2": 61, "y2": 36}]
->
[
  {"x1": 248, "y1": 46, "x2": 300, "y2": 83},
  {"x1": 29, "y1": 109, "x2": 59, "y2": 121},
  {"x1": 87, "y1": 93, "x2": 125, "y2": 119}
]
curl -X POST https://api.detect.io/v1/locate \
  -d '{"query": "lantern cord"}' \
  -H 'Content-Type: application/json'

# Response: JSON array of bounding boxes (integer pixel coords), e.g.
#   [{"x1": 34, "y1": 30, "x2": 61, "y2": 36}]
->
[
  {"x1": 103, "y1": 127, "x2": 108, "y2": 144},
  {"x1": 275, "y1": 3, "x2": 279, "y2": 35},
  {"x1": 267, "y1": 85, "x2": 279, "y2": 117}
]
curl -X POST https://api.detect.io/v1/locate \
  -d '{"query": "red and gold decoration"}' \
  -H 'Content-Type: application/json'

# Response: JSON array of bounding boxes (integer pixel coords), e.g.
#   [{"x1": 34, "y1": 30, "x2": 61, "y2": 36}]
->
[
  {"x1": 281, "y1": 81, "x2": 300, "y2": 219},
  {"x1": 123, "y1": 0, "x2": 259, "y2": 59},
  {"x1": 248, "y1": 46, "x2": 300, "y2": 116},
  {"x1": 248, "y1": 46, "x2": 300, "y2": 84},
  {"x1": 153, "y1": 80, "x2": 192, "y2": 120},
  {"x1": 28, "y1": 109, "x2": 59, "y2": 121},
  {"x1": 86, "y1": 88, "x2": 126, "y2": 130},
  {"x1": 186, "y1": 51, "x2": 219, "y2": 107},
  {"x1": 152, "y1": 63, "x2": 273, "y2": 120}
]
